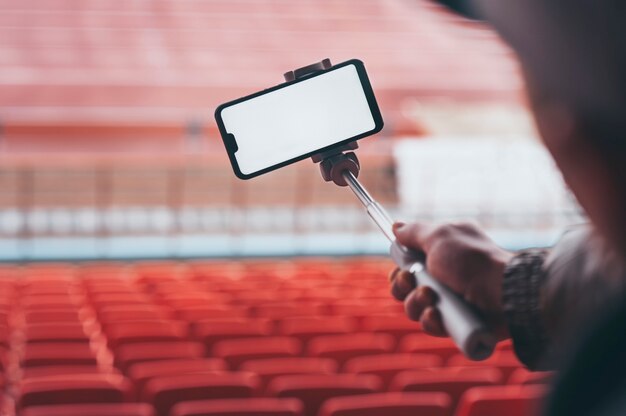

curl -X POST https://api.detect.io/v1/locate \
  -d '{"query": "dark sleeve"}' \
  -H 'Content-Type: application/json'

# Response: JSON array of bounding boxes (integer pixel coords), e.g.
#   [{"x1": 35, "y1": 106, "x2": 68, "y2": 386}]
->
[{"x1": 502, "y1": 248, "x2": 553, "y2": 370}]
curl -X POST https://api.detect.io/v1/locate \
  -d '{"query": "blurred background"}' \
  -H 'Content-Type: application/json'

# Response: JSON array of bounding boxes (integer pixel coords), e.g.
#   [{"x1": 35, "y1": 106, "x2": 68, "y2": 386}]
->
[
  {"x1": 0, "y1": 0, "x2": 583, "y2": 261},
  {"x1": 0, "y1": 4, "x2": 587, "y2": 414}
]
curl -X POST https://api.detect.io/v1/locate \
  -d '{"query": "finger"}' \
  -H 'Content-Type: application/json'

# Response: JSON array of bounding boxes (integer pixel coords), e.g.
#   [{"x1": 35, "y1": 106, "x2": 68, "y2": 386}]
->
[
  {"x1": 388, "y1": 267, "x2": 401, "y2": 283},
  {"x1": 393, "y1": 222, "x2": 432, "y2": 252},
  {"x1": 420, "y1": 306, "x2": 448, "y2": 337},
  {"x1": 391, "y1": 270, "x2": 416, "y2": 301},
  {"x1": 404, "y1": 286, "x2": 437, "y2": 321}
]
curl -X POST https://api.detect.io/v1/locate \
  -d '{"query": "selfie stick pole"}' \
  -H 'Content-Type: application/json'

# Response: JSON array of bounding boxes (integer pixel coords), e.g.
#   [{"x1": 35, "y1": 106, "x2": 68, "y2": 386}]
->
[{"x1": 292, "y1": 60, "x2": 496, "y2": 361}]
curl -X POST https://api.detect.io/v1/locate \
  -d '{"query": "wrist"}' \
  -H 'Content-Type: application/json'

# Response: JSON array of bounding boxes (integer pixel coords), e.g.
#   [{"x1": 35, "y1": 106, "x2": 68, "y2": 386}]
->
[{"x1": 502, "y1": 248, "x2": 551, "y2": 367}]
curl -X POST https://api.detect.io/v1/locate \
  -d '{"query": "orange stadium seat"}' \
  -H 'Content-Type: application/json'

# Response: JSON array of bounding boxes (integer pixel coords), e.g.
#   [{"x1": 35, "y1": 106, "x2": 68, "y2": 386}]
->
[
  {"x1": 141, "y1": 372, "x2": 260, "y2": 416},
  {"x1": 267, "y1": 374, "x2": 382, "y2": 416},
  {"x1": 170, "y1": 398, "x2": 304, "y2": 416},
  {"x1": 318, "y1": 392, "x2": 451, "y2": 416},
  {"x1": 455, "y1": 385, "x2": 547, "y2": 416},
  {"x1": 20, "y1": 403, "x2": 155, "y2": 416}
]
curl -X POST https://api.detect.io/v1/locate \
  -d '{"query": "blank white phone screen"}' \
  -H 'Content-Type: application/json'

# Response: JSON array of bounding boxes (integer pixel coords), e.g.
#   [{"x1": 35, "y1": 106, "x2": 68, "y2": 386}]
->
[{"x1": 220, "y1": 64, "x2": 376, "y2": 175}]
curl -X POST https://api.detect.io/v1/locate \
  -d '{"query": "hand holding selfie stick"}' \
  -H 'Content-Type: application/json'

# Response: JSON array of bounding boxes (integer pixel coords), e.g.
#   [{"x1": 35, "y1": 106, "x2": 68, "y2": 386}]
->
[
  {"x1": 312, "y1": 149, "x2": 496, "y2": 360},
  {"x1": 288, "y1": 60, "x2": 495, "y2": 360}
]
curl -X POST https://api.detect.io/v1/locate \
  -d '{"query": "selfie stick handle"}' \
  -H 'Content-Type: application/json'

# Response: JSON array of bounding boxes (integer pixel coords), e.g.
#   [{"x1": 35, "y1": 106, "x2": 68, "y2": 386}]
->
[{"x1": 342, "y1": 170, "x2": 496, "y2": 361}]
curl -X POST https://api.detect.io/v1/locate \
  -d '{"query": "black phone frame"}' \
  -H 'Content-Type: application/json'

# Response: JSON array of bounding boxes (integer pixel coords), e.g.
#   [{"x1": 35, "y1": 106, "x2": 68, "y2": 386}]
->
[{"x1": 214, "y1": 59, "x2": 384, "y2": 180}]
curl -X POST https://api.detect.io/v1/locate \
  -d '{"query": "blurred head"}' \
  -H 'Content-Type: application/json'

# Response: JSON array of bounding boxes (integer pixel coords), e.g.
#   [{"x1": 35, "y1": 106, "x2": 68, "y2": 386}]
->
[{"x1": 440, "y1": 0, "x2": 626, "y2": 252}]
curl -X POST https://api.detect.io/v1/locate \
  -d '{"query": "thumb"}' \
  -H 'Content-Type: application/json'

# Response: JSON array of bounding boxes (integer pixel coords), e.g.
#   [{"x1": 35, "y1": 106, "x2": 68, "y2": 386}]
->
[{"x1": 393, "y1": 222, "x2": 430, "y2": 252}]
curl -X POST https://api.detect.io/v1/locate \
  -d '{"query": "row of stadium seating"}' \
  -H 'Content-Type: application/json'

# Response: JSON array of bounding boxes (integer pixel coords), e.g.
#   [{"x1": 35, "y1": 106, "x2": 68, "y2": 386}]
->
[{"x1": 0, "y1": 259, "x2": 549, "y2": 415}]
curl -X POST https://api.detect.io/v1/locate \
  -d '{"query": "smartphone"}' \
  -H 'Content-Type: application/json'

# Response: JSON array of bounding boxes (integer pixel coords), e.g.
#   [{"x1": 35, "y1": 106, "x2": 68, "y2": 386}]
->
[{"x1": 215, "y1": 59, "x2": 384, "y2": 179}]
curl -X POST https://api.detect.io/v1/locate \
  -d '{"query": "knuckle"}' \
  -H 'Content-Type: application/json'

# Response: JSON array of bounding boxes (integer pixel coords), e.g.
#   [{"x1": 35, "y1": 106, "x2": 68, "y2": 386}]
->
[
  {"x1": 390, "y1": 283, "x2": 405, "y2": 301},
  {"x1": 459, "y1": 221, "x2": 484, "y2": 238},
  {"x1": 429, "y1": 224, "x2": 452, "y2": 241}
]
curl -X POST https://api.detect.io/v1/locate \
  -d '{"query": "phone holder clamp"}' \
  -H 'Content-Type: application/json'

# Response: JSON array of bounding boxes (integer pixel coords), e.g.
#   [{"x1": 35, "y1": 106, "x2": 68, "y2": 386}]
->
[{"x1": 284, "y1": 59, "x2": 362, "y2": 187}]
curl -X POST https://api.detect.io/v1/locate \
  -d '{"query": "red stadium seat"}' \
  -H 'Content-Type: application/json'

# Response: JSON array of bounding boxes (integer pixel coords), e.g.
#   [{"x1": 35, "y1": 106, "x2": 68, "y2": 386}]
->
[
  {"x1": 91, "y1": 293, "x2": 153, "y2": 308},
  {"x1": 114, "y1": 341, "x2": 205, "y2": 371},
  {"x1": 455, "y1": 385, "x2": 547, "y2": 416},
  {"x1": 98, "y1": 306, "x2": 168, "y2": 325},
  {"x1": 20, "y1": 403, "x2": 155, "y2": 416},
  {"x1": 252, "y1": 303, "x2": 326, "y2": 320},
  {"x1": 496, "y1": 339, "x2": 514, "y2": 351},
  {"x1": 22, "y1": 365, "x2": 120, "y2": 379},
  {"x1": 0, "y1": 329, "x2": 10, "y2": 349},
  {"x1": 307, "y1": 333, "x2": 395, "y2": 365},
  {"x1": 129, "y1": 358, "x2": 227, "y2": 393},
  {"x1": 194, "y1": 319, "x2": 273, "y2": 349},
  {"x1": 343, "y1": 353, "x2": 442, "y2": 387},
  {"x1": 318, "y1": 392, "x2": 451, "y2": 416},
  {"x1": 141, "y1": 372, "x2": 260, "y2": 416},
  {"x1": 24, "y1": 309, "x2": 89, "y2": 325},
  {"x1": 85, "y1": 284, "x2": 138, "y2": 295},
  {"x1": 21, "y1": 284, "x2": 75, "y2": 296},
  {"x1": 240, "y1": 357, "x2": 338, "y2": 387},
  {"x1": 17, "y1": 374, "x2": 133, "y2": 411},
  {"x1": 105, "y1": 321, "x2": 188, "y2": 349},
  {"x1": 212, "y1": 337, "x2": 302, "y2": 369},
  {"x1": 447, "y1": 350, "x2": 523, "y2": 379},
  {"x1": 170, "y1": 398, "x2": 304, "y2": 416},
  {"x1": 21, "y1": 296, "x2": 80, "y2": 311},
  {"x1": 157, "y1": 294, "x2": 229, "y2": 310},
  {"x1": 0, "y1": 311, "x2": 10, "y2": 328},
  {"x1": 23, "y1": 323, "x2": 94, "y2": 344},
  {"x1": 174, "y1": 306, "x2": 247, "y2": 322},
  {"x1": 267, "y1": 374, "x2": 382, "y2": 416},
  {"x1": 278, "y1": 317, "x2": 357, "y2": 342},
  {"x1": 329, "y1": 301, "x2": 399, "y2": 318},
  {"x1": 21, "y1": 343, "x2": 98, "y2": 367},
  {"x1": 390, "y1": 368, "x2": 502, "y2": 405},
  {"x1": 508, "y1": 368, "x2": 554, "y2": 385},
  {"x1": 227, "y1": 291, "x2": 280, "y2": 306},
  {"x1": 360, "y1": 314, "x2": 422, "y2": 340},
  {"x1": 398, "y1": 334, "x2": 459, "y2": 360}
]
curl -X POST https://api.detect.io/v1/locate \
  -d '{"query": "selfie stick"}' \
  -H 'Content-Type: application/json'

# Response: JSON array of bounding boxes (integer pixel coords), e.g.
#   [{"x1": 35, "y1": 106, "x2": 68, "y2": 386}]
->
[{"x1": 288, "y1": 60, "x2": 496, "y2": 361}]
